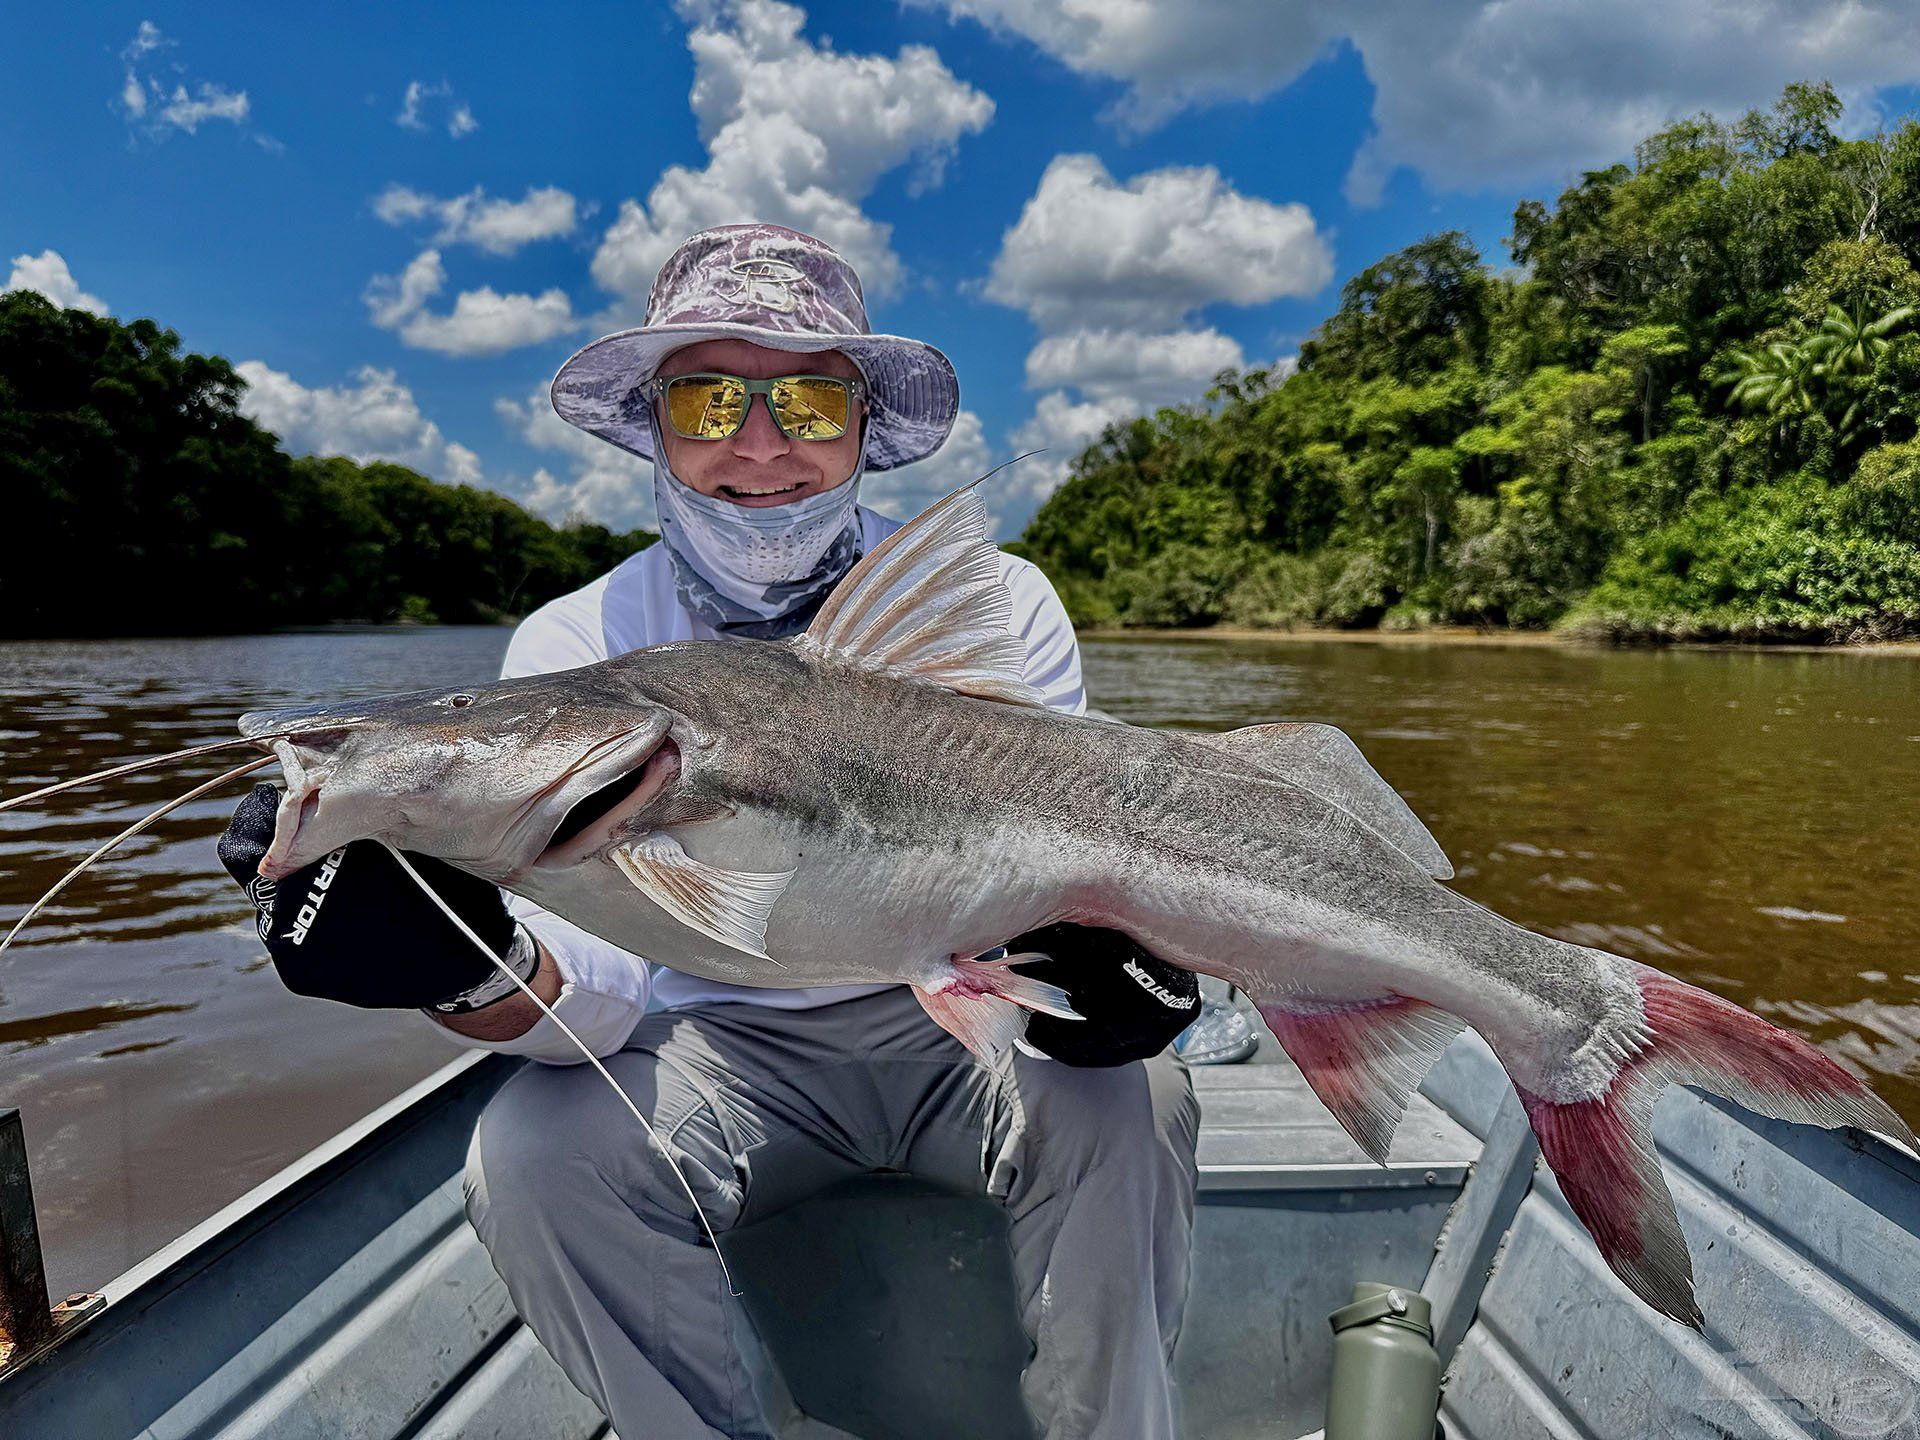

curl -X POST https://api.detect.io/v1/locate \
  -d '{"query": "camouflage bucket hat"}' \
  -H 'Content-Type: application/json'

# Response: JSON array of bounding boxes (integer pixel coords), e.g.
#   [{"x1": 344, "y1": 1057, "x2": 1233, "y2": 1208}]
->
[{"x1": 550, "y1": 223, "x2": 959, "y2": 471}]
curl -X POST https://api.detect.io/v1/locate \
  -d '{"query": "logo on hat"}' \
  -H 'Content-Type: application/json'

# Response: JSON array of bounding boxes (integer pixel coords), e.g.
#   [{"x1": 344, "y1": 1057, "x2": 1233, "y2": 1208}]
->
[{"x1": 721, "y1": 258, "x2": 808, "y2": 314}]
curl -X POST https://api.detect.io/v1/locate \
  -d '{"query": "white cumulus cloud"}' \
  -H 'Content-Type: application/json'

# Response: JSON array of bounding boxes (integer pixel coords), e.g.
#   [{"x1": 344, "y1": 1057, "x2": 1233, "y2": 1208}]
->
[
  {"x1": 235, "y1": 361, "x2": 483, "y2": 486},
  {"x1": 914, "y1": 0, "x2": 1920, "y2": 201},
  {"x1": 397, "y1": 79, "x2": 478, "y2": 137},
  {"x1": 496, "y1": 387, "x2": 656, "y2": 529},
  {"x1": 1337, "y1": 0, "x2": 1920, "y2": 203},
  {"x1": 126, "y1": 19, "x2": 166, "y2": 57},
  {"x1": 979, "y1": 154, "x2": 1328, "y2": 528},
  {"x1": 1024, "y1": 326, "x2": 1245, "y2": 404},
  {"x1": 588, "y1": 0, "x2": 993, "y2": 317},
  {"x1": 911, "y1": 0, "x2": 1333, "y2": 132},
  {"x1": 365, "y1": 250, "x2": 579, "y2": 357},
  {"x1": 157, "y1": 82, "x2": 249, "y2": 133},
  {"x1": 374, "y1": 184, "x2": 581, "y2": 255},
  {"x1": 4, "y1": 250, "x2": 109, "y2": 316},
  {"x1": 986, "y1": 154, "x2": 1332, "y2": 331}
]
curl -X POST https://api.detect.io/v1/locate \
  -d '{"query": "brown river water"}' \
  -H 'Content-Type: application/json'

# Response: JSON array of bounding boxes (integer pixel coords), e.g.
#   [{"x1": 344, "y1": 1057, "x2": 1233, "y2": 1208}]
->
[{"x1": 1, "y1": 628, "x2": 1917, "y2": 1299}]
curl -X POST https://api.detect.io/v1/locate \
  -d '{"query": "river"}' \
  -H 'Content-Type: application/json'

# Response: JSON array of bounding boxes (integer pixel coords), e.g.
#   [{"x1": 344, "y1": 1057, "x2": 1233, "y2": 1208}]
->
[{"x1": 1, "y1": 628, "x2": 1916, "y2": 1298}]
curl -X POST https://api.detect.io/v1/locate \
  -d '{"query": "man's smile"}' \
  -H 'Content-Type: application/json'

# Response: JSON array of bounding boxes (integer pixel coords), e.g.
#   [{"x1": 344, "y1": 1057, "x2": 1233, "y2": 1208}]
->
[{"x1": 718, "y1": 477, "x2": 810, "y2": 504}]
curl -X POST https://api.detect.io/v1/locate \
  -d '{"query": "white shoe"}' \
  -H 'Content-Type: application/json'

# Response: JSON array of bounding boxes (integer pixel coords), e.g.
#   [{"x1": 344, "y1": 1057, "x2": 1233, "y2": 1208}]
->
[{"x1": 1173, "y1": 995, "x2": 1259, "y2": 1065}]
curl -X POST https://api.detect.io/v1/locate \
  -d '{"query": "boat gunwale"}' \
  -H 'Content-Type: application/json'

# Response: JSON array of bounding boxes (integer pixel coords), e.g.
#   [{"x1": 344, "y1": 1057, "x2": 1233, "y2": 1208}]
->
[{"x1": 0, "y1": 1049, "x2": 497, "y2": 1390}]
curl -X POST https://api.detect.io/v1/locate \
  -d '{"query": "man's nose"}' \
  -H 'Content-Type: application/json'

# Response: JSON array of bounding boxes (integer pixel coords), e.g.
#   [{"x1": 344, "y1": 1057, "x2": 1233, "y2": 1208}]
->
[{"x1": 729, "y1": 392, "x2": 792, "y2": 461}]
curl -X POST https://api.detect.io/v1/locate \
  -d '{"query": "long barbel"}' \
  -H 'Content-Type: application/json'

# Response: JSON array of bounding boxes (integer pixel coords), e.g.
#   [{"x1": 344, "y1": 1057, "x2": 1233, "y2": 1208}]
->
[
  {"x1": 383, "y1": 846, "x2": 741, "y2": 1295},
  {"x1": 0, "y1": 755, "x2": 277, "y2": 958}
]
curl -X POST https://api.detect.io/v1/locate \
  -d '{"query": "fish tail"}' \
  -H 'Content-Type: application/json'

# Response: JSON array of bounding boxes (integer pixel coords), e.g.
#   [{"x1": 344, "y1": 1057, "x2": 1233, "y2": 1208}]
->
[
  {"x1": 913, "y1": 950, "x2": 1083, "y2": 1062},
  {"x1": 1505, "y1": 960, "x2": 1916, "y2": 1329}
]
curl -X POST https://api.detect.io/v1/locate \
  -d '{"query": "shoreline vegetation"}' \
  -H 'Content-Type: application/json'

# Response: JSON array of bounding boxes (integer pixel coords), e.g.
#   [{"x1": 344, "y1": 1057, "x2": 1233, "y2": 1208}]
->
[
  {"x1": 1078, "y1": 624, "x2": 1920, "y2": 656},
  {"x1": 0, "y1": 295, "x2": 656, "y2": 638},
  {"x1": 1014, "y1": 83, "x2": 1920, "y2": 649},
  {"x1": 5, "y1": 84, "x2": 1917, "y2": 648}
]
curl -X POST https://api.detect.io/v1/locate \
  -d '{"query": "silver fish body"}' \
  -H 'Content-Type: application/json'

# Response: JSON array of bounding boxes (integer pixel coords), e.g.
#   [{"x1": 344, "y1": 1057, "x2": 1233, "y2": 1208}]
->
[
  {"x1": 238, "y1": 484, "x2": 1914, "y2": 1331},
  {"x1": 497, "y1": 639, "x2": 1622, "y2": 1094}
]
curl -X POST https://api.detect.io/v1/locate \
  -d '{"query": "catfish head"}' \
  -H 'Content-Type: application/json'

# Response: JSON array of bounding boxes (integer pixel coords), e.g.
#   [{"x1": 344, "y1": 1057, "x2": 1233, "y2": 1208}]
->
[{"x1": 240, "y1": 663, "x2": 683, "y2": 884}]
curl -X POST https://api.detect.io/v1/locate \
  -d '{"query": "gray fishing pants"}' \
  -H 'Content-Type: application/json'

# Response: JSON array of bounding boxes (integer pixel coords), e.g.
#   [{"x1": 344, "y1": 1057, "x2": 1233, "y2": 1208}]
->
[{"x1": 463, "y1": 985, "x2": 1199, "y2": 1440}]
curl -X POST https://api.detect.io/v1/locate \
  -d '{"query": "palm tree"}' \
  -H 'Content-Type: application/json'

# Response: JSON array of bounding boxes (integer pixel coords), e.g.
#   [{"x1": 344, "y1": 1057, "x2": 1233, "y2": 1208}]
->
[
  {"x1": 1718, "y1": 339, "x2": 1818, "y2": 419},
  {"x1": 1718, "y1": 300, "x2": 1914, "y2": 449},
  {"x1": 1804, "y1": 300, "x2": 1914, "y2": 446},
  {"x1": 1807, "y1": 299, "x2": 1915, "y2": 379}
]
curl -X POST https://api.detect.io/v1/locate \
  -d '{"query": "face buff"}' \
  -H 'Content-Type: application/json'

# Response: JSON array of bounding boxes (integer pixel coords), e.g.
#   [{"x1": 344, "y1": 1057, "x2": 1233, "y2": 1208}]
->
[{"x1": 647, "y1": 404, "x2": 866, "y2": 639}]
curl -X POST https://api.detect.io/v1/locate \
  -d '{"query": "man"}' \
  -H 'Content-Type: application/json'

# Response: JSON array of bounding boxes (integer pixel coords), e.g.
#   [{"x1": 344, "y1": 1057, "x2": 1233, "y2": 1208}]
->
[{"x1": 220, "y1": 224, "x2": 1200, "y2": 1440}]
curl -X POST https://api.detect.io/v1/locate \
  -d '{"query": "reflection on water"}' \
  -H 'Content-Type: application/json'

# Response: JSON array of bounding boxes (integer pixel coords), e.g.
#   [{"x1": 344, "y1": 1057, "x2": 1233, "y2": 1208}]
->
[
  {"x1": 1, "y1": 626, "x2": 1917, "y2": 1296},
  {"x1": 1085, "y1": 634, "x2": 1920, "y2": 1126}
]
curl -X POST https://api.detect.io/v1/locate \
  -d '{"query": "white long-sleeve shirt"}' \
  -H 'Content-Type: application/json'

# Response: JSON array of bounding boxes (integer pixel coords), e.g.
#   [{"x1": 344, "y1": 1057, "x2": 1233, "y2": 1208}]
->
[{"x1": 436, "y1": 506, "x2": 1087, "y2": 1064}]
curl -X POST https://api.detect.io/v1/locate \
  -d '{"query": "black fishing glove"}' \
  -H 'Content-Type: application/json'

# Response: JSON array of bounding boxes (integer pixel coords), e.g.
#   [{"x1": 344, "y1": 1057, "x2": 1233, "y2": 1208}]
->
[
  {"x1": 218, "y1": 782, "x2": 532, "y2": 1011},
  {"x1": 1010, "y1": 924, "x2": 1198, "y2": 1067}
]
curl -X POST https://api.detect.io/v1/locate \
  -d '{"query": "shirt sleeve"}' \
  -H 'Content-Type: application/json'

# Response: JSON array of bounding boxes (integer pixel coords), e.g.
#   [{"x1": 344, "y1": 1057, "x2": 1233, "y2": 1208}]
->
[
  {"x1": 428, "y1": 593, "x2": 654, "y2": 1065},
  {"x1": 1001, "y1": 555, "x2": 1087, "y2": 716}
]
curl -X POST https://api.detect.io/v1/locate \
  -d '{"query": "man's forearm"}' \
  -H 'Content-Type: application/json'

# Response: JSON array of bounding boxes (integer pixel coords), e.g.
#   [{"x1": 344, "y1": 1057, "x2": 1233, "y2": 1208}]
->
[{"x1": 431, "y1": 939, "x2": 565, "y2": 1041}]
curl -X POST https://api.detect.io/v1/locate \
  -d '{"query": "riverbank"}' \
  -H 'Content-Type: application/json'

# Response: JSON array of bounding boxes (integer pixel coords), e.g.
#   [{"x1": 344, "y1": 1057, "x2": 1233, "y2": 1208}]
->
[{"x1": 1077, "y1": 624, "x2": 1920, "y2": 656}]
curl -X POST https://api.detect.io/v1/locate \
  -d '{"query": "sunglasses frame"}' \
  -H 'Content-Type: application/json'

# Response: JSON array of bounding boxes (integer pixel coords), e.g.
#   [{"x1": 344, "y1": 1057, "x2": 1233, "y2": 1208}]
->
[{"x1": 645, "y1": 371, "x2": 867, "y2": 442}]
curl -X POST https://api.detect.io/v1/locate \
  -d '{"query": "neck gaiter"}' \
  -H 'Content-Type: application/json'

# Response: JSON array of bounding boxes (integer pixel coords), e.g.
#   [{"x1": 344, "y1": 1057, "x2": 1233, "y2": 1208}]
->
[{"x1": 647, "y1": 405, "x2": 866, "y2": 640}]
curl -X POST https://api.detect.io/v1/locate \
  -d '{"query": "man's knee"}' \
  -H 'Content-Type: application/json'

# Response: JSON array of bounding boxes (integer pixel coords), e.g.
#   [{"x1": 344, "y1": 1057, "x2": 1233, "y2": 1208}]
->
[
  {"x1": 1015, "y1": 1051, "x2": 1199, "y2": 1182},
  {"x1": 464, "y1": 1054, "x2": 743, "y2": 1251},
  {"x1": 464, "y1": 1062, "x2": 604, "y2": 1242}
]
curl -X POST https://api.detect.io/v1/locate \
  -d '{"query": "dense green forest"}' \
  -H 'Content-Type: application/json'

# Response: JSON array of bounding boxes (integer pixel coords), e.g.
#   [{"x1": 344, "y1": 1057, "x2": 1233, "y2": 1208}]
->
[
  {"x1": 0, "y1": 291, "x2": 653, "y2": 636},
  {"x1": 1016, "y1": 84, "x2": 1920, "y2": 642}
]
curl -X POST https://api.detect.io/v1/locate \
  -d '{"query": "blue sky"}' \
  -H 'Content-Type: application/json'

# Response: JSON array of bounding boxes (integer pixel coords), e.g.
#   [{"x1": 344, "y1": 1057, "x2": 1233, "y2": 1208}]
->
[{"x1": 6, "y1": 1, "x2": 1919, "y2": 535}]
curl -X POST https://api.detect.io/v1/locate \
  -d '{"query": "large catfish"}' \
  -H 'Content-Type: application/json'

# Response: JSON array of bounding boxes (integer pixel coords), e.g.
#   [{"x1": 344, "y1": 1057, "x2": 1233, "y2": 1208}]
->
[{"x1": 241, "y1": 485, "x2": 1913, "y2": 1328}]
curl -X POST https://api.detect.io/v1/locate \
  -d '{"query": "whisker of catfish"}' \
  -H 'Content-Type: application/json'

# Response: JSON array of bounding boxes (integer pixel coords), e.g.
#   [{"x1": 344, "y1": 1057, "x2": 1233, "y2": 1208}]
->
[
  {"x1": 384, "y1": 845, "x2": 744, "y2": 1297},
  {"x1": 0, "y1": 755, "x2": 276, "y2": 959},
  {"x1": 0, "y1": 724, "x2": 360, "y2": 814}
]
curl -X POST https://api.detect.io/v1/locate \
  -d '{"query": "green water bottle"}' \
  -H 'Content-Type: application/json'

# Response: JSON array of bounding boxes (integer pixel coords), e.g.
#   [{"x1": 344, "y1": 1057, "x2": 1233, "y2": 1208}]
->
[{"x1": 1324, "y1": 1281, "x2": 1441, "y2": 1440}]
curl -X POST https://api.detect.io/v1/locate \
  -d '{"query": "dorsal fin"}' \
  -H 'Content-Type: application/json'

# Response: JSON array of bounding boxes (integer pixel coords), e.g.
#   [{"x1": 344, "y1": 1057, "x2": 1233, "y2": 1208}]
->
[
  {"x1": 1200, "y1": 723, "x2": 1454, "y2": 879},
  {"x1": 796, "y1": 483, "x2": 1045, "y2": 707}
]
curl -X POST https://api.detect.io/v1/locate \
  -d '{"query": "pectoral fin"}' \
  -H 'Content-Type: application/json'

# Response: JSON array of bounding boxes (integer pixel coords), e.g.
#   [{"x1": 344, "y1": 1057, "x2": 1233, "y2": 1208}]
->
[{"x1": 612, "y1": 835, "x2": 794, "y2": 960}]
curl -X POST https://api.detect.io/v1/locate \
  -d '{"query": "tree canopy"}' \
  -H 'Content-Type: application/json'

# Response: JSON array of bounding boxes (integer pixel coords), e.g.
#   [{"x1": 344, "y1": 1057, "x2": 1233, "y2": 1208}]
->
[
  {"x1": 0, "y1": 292, "x2": 653, "y2": 636},
  {"x1": 1016, "y1": 83, "x2": 1920, "y2": 642}
]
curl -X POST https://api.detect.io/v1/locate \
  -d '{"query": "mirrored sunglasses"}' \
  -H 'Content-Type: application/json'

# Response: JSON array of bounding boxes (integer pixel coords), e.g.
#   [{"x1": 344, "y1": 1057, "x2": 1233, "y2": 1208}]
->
[{"x1": 649, "y1": 372, "x2": 865, "y2": 442}]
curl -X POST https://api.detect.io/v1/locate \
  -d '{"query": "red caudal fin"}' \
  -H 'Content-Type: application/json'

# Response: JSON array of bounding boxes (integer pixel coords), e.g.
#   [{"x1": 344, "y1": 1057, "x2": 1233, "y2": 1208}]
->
[
  {"x1": 1512, "y1": 962, "x2": 1917, "y2": 1329},
  {"x1": 1255, "y1": 994, "x2": 1466, "y2": 1165},
  {"x1": 913, "y1": 950, "x2": 1083, "y2": 1062}
]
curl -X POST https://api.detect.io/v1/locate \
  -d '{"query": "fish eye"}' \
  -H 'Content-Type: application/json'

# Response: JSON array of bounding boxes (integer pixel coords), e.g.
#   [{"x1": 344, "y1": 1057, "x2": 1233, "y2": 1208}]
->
[{"x1": 447, "y1": 693, "x2": 476, "y2": 709}]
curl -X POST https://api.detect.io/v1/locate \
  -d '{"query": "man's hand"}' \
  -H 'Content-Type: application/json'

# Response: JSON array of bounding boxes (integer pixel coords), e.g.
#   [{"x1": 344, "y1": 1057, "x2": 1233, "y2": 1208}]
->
[
  {"x1": 1009, "y1": 924, "x2": 1199, "y2": 1066},
  {"x1": 218, "y1": 782, "x2": 525, "y2": 1010}
]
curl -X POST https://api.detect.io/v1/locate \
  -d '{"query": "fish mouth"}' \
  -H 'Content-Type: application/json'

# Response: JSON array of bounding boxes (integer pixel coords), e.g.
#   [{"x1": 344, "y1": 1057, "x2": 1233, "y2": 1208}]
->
[
  {"x1": 257, "y1": 740, "x2": 325, "y2": 880},
  {"x1": 254, "y1": 720, "x2": 675, "y2": 884},
  {"x1": 525, "y1": 735, "x2": 682, "y2": 874}
]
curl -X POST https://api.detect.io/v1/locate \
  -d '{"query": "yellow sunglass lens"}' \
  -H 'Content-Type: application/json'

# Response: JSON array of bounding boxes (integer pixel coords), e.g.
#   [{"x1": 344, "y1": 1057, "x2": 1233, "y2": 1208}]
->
[
  {"x1": 665, "y1": 376, "x2": 747, "y2": 438},
  {"x1": 662, "y1": 374, "x2": 855, "y2": 440},
  {"x1": 770, "y1": 377, "x2": 851, "y2": 439}
]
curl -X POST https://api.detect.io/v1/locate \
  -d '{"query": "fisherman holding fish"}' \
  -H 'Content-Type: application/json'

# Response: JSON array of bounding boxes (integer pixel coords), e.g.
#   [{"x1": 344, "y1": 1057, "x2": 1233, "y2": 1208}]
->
[{"x1": 219, "y1": 225, "x2": 1203, "y2": 1439}]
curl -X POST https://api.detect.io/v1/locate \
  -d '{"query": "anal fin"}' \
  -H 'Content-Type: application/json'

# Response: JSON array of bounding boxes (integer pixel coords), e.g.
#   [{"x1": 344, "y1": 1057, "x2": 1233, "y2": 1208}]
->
[
  {"x1": 612, "y1": 834, "x2": 794, "y2": 960},
  {"x1": 1255, "y1": 993, "x2": 1464, "y2": 1164}
]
